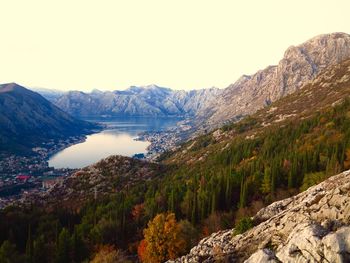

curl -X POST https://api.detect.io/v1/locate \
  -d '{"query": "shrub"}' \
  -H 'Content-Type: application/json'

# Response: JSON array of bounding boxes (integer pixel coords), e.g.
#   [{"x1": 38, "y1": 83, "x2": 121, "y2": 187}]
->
[{"x1": 234, "y1": 217, "x2": 254, "y2": 235}]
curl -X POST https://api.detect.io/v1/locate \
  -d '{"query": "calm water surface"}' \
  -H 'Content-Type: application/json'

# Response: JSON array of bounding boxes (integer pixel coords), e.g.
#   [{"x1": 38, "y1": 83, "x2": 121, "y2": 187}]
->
[{"x1": 48, "y1": 117, "x2": 180, "y2": 169}]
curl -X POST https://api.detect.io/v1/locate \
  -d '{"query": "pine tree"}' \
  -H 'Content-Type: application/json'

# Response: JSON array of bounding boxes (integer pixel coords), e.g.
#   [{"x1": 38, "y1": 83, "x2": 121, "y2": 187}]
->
[
  {"x1": 55, "y1": 228, "x2": 71, "y2": 263},
  {"x1": 33, "y1": 235, "x2": 47, "y2": 263},
  {"x1": 261, "y1": 167, "x2": 271, "y2": 194},
  {"x1": 0, "y1": 240, "x2": 21, "y2": 263},
  {"x1": 25, "y1": 224, "x2": 33, "y2": 263}
]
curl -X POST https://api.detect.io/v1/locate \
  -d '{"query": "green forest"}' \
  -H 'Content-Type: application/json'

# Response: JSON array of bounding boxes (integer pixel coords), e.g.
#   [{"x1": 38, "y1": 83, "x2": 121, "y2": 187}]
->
[{"x1": 1, "y1": 98, "x2": 350, "y2": 263}]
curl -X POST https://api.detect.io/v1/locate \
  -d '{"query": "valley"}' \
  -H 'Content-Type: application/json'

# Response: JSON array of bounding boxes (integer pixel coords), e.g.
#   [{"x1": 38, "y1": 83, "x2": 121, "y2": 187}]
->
[
  {"x1": 0, "y1": 116, "x2": 180, "y2": 208},
  {"x1": 48, "y1": 116, "x2": 181, "y2": 168},
  {"x1": 1, "y1": 32, "x2": 350, "y2": 262}
]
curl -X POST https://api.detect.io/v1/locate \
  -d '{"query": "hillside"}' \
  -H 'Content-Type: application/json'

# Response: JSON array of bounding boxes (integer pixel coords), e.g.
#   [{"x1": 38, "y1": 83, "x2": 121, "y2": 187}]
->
[
  {"x1": 44, "y1": 85, "x2": 222, "y2": 118},
  {"x1": 0, "y1": 83, "x2": 98, "y2": 155},
  {"x1": 170, "y1": 170, "x2": 350, "y2": 262},
  {"x1": 2, "y1": 37, "x2": 350, "y2": 262},
  {"x1": 167, "y1": 58, "x2": 350, "y2": 165},
  {"x1": 30, "y1": 155, "x2": 164, "y2": 208},
  {"x1": 36, "y1": 34, "x2": 350, "y2": 134},
  {"x1": 2, "y1": 57, "x2": 349, "y2": 262},
  {"x1": 195, "y1": 32, "x2": 350, "y2": 130}
]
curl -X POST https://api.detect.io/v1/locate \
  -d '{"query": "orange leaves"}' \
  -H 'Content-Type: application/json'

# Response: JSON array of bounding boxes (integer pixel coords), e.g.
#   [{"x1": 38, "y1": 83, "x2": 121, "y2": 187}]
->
[
  {"x1": 132, "y1": 203, "x2": 145, "y2": 222},
  {"x1": 138, "y1": 213, "x2": 186, "y2": 263},
  {"x1": 137, "y1": 240, "x2": 148, "y2": 263}
]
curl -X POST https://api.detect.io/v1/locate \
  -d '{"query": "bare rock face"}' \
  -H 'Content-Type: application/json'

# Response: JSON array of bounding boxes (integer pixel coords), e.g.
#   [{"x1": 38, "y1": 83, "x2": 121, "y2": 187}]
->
[
  {"x1": 50, "y1": 85, "x2": 223, "y2": 118},
  {"x1": 198, "y1": 32, "x2": 350, "y2": 129},
  {"x1": 169, "y1": 170, "x2": 350, "y2": 262}
]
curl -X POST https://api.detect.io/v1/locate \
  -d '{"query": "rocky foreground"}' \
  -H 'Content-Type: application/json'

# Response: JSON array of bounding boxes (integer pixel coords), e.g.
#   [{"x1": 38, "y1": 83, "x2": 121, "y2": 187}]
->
[{"x1": 170, "y1": 170, "x2": 350, "y2": 262}]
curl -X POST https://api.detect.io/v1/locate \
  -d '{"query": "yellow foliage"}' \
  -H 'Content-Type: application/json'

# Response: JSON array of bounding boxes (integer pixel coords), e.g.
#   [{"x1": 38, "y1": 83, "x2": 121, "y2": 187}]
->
[
  {"x1": 90, "y1": 245, "x2": 130, "y2": 263},
  {"x1": 140, "y1": 213, "x2": 186, "y2": 263}
]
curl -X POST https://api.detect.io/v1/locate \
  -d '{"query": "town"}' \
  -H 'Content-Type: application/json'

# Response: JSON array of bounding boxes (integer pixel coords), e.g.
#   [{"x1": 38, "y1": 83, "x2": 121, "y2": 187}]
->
[
  {"x1": 136, "y1": 120, "x2": 193, "y2": 161},
  {"x1": 0, "y1": 136, "x2": 85, "y2": 208},
  {"x1": 0, "y1": 123, "x2": 191, "y2": 208}
]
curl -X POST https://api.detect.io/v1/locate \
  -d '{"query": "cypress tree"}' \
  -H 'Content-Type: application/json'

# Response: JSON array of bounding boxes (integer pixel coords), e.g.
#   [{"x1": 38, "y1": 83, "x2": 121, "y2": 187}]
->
[
  {"x1": 25, "y1": 224, "x2": 33, "y2": 263},
  {"x1": 55, "y1": 228, "x2": 71, "y2": 263}
]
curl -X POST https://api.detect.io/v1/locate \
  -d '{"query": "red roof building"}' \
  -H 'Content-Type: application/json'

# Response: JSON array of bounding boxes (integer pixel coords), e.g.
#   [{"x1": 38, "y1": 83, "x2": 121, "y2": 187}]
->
[{"x1": 16, "y1": 175, "x2": 31, "y2": 181}]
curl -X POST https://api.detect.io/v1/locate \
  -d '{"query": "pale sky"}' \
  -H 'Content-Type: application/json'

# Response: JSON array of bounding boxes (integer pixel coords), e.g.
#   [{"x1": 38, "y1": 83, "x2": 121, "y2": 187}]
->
[{"x1": 0, "y1": 0, "x2": 349, "y2": 91}]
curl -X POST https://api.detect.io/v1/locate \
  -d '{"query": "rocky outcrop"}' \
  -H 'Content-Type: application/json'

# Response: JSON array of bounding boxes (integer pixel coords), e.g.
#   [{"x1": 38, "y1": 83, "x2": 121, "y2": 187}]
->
[
  {"x1": 47, "y1": 85, "x2": 222, "y2": 118},
  {"x1": 170, "y1": 170, "x2": 350, "y2": 262},
  {"x1": 38, "y1": 33, "x2": 350, "y2": 130},
  {"x1": 18, "y1": 155, "x2": 162, "y2": 209},
  {"x1": 197, "y1": 32, "x2": 350, "y2": 129}
]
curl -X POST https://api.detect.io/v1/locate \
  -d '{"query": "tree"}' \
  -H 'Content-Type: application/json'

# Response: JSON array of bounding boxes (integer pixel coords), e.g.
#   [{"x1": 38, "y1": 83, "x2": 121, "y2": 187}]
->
[
  {"x1": 301, "y1": 172, "x2": 325, "y2": 191},
  {"x1": 55, "y1": 228, "x2": 71, "y2": 263},
  {"x1": 90, "y1": 245, "x2": 130, "y2": 263},
  {"x1": 344, "y1": 148, "x2": 350, "y2": 169},
  {"x1": 132, "y1": 203, "x2": 145, "y2": 225},
  {"x1": 137, "y1": 240, "x2": 148, "y2": 263},
  {"x1": 234, "y1": 217, "x2": 254, "y2": 235},
  {"x1": 25, "y1": 224, "x2": 33, "y2": 263},
  {"x1": 71, "y1": 227, "x2": 88, "y2": 263},
  {"x1": 178, "y1": 220, "x2": 198, "y2": 252},
  {"x1": 139, "y1": 213, "x2": 186, "y2": 263},
  {"x1": 33, "y1": 235, "x2": 47, "y2": 263},
  {"x1": 261, "y1": 167, "x2": 271, "y2": 194},
  {"x1": 0, "y1": 240, "x2": 21, "y2": 263}
]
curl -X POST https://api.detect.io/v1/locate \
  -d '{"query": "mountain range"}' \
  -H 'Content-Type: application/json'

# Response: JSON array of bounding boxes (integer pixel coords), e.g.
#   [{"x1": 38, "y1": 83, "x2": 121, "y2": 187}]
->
[
  {"x1": 17, "y1": 54, "x2": 350, "y2": 262},
  {"x1": 195, "y1": 32, "x2": 350, "y2": 129},
  {"x1": 0, "y1": 83, "x2": 98, "y2": 155},
  {"x1": 43, "y1": 85, "x2": 222, "y2": 118},
  {"x1": 37, "y1": 33, "x2": 350, "y2": 134},
  {"x1": 2, "y1": 32, "x2": 350, "y2": 262}
]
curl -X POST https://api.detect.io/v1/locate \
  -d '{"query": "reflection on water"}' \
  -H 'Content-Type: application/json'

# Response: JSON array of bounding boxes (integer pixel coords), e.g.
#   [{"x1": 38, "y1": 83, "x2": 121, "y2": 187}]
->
[{"x1": 48, "y1": 116, "x2": 180, "y2": 169}]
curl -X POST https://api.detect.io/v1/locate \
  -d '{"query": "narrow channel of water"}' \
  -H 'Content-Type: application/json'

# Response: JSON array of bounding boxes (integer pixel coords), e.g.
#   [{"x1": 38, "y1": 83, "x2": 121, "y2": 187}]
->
[{"x1": 48, "y1": 116, "x2": 180, "y2": 169}]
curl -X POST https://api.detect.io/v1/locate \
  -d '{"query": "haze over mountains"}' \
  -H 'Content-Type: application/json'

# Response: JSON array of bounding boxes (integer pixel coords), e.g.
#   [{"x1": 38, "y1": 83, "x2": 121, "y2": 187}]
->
[
  {"x1": 37, "y1": 33, "x2": 350, "y2": 131},
  {"x1": 42, "y1": 85, "x2": 222, "y2": 118},
  {"x1": 21, "y1": 49, "x2": 350, "y2": 262},
  {"x1": 196, "y1": 32, "x2": 350, "y2": 127},
  {"x1": 0, "y1": 83, "x2": 98, "y2": 154},
  {"x1": 3, "y1": 31, "x2": 350, "y2": 262},
  {"x1": 3, "y1": 32, "x2": 349, "y2": 157}
]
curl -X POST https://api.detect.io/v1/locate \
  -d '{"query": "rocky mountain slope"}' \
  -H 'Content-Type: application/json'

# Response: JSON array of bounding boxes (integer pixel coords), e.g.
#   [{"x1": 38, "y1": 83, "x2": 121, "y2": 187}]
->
[
  {"x1": 166, "y1": 57, "x2": 350, "y2": 166},
  {"x1": 169, "y1": 169, "x2": 350, "y2": 263},
  {"x1": 4, "y1": 38, "x2": 350, "y2": 263},
  {"x1": 45, "y1": 85, "x2": 222, "y2": 118},
  {"x1": 0, "y1": 83, "x2": 98, "y2": 155},
  {"x1": 27, "y1": 57, "x2": 350, "y2": 210},
  {"x1": 196, "y1": 32, "x2": 350, "y2": 129},
  {"x1": 37, "y1": 33, "x2": 350, "y2": 130},
  {"x1": 21, "y1": 155, "x2": 163, "y2": 208},
  {"x1": 31, "y1": 87, "x2": 65, "y2": 101}
]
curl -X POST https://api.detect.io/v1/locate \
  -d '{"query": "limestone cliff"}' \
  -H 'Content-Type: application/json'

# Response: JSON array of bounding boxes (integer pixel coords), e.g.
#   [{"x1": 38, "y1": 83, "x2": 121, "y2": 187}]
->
[
  {"x1": 170, "y1": 170, "x2": 350, "y2": 262},
  {"x1": 49, "y1": 85, "x2": 222, "y2": 118},
  {"x1": 198, "y1": 32, "x2": 350, "y2": 129}
]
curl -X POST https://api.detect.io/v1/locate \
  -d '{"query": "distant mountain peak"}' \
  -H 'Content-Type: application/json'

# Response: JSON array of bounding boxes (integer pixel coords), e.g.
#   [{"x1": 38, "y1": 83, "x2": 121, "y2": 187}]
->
[
  {"x1": 0, "y1": 82, "x2": 23, "y2": 93},
  {"x1": 197, "y1": 32, "x2": 350, "y2": 128},
  {"x1": 0, "y1": 83, "x2": 97, "y2": 154},
  {"x1": 144, "y1": 84, "x2": 161, "y2": 89},
  {"x1": 91, "y1": 89, "x2": 103, "y2": 94}
]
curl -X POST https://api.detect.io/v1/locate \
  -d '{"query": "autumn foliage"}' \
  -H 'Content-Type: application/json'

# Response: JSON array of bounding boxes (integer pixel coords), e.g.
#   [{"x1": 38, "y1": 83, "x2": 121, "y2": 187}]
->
[
  {"x1": 138, "y1": 213, "x2": 186, "y2": 263},
  {"x1": 90, "y1": 245, "x2": 130, "y2": 263}
]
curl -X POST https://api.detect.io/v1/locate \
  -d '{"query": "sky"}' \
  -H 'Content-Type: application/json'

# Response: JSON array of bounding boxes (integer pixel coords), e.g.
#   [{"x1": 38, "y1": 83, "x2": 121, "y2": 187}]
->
[{"x1": 0, "y1": 0, "x2": 349, "y2": 92}]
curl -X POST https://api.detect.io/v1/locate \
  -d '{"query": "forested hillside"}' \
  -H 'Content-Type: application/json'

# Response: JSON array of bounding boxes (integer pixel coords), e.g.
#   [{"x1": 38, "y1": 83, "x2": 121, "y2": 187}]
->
[
  {"x1": 1, "y1": 59, "x2": 350, "y2": 262},
  {"x1": 0, "y1": 83, "x2": 98, "y2": 155}
]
